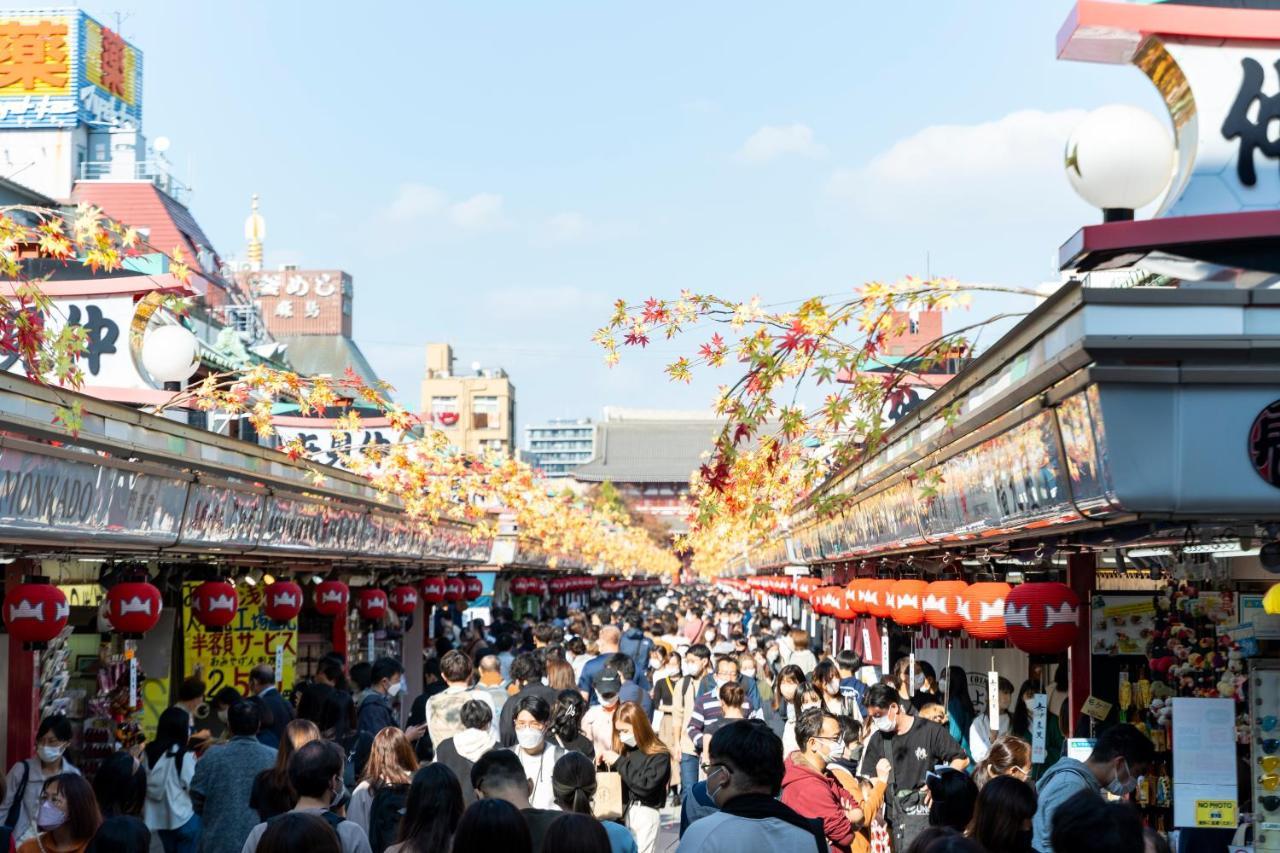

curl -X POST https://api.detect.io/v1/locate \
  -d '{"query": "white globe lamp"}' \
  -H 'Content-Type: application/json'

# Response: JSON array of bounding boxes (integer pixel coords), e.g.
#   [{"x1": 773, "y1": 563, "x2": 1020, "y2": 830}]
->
[
  {"x1": 142, "y1": 323, "x2": 199, "y2": 387},
  {"x1": 1065, "y1": 105, "x2": 1175, "y2": 221}
]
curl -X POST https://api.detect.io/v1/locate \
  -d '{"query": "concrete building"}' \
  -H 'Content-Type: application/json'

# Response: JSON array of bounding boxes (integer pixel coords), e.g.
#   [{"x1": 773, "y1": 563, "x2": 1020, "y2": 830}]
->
[
  {"x1": 524, "y1": 418, "x2": 595, "y2": 477},
  {"x1": 421, "y1": 343, "x2": 515, "y2": 455}
]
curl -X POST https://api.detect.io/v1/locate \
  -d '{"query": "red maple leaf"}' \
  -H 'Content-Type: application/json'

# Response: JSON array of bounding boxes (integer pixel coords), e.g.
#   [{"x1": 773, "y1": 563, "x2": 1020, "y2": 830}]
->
[
  {"x1": 624, "y1": 332, "x2": 650, "y2": 348},
  {"x1": 641, "y1": 298, "x2": 668, "y2": 325},
  {"x1": 732, "y1": 422, "x2": 752, "y2": 446}
]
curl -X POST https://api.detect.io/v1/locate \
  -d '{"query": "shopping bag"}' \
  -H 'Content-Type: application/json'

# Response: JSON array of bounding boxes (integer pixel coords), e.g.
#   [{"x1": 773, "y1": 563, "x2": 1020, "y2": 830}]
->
[{"x1": 593, "y1": 770, "x2": 624, "y2": 821}]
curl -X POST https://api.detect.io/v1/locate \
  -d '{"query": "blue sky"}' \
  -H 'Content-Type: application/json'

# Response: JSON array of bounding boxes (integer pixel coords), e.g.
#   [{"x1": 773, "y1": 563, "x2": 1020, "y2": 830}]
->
[{"x1": 78, "y1": 1, "x2": 1162, "y2": 440}]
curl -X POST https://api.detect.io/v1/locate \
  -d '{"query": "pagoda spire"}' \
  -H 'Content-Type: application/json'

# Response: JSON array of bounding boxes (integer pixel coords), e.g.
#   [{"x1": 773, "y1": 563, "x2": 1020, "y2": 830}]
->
[{"x1": 244, "y1": 193, "x2": 266, "y2": 271}]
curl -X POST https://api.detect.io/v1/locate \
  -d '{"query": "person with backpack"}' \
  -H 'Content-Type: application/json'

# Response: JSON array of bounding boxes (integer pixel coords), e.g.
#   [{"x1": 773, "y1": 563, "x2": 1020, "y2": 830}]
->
[
  {"x1": 0, "y1": 715, "x2": 80, "y2": 845},
  {"x1": 239, "y1": 741, "x2": 370, "y2": 853},
  {"x1": 344, "y1": 729, "x2": 416, "y2": 853},
  {"x1": 142, "y1": 708, "x2": 201, "y2": 853}
]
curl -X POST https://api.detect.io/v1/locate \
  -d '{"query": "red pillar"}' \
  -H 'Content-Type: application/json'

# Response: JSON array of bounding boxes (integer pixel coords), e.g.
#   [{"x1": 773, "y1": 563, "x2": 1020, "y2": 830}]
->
[
  {"x1": 5, "y1": 561, "x2": 40, "y2": 766},
  {"x1": 331, "y1": 610, "x2": 348, "y2": 662},
  {"x1": 1066, "y1": 552, "x2": 1096, "y2": 737}
]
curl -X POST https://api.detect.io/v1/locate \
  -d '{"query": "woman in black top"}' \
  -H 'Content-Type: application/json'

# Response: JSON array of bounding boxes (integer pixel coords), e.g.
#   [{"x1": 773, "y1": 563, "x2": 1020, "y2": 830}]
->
[
  {"x1": 433, "y1": 700, "x2": 496, "y2": 807},
  {"x1": 549, "y1": 690, "x2": 595, "y2": 760},
  {"x1": 602, "y1": 702, "x2": 669, "y2": 853}
]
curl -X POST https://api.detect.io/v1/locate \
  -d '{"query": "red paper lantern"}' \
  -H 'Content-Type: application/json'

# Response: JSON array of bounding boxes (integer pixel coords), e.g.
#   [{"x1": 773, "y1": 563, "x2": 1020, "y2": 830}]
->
[
  {"x1": 389, "y1": 585, "x2": 419, "y2": 615},
  {"x1": 463, "y1": 576, "x2": 484, "y2": 601},
  {"x1": 962, "y1": 581, "x2": 1012, "y2": 641},
  {"x1": 890, "y1": 579, "x2": 929, "y2": 626},
  {"x1": 1004, "y1": 582, "x2": 1080, "y2": 655},
  {"x1": 831, "y1": 585, "x2": 855, "y2": 620},
  {"x1": 420, "y1": 576, "x2": 446, "y2": 605},
  {"x1": 3, "y1": 581, "x2": 68, "y2": 646},
  {"x1": 263, "y1": 581, "x2": 303, "y2": 622},
  {"x1": 845, "y1": 578, "x2": 868, "y2": 615},
  {"x1": 529, "y1": 578, "x2": 547, "y2": 597},
  {"x1": 191, "y1": 581, "x2": 238, "y2": 629},
  {"x1": 866, "y1": 579, "x2": 895, "y2": 619},
  {"x1": 106, "y1": 581, "x2": 163, "y2": 636},
  {"x1": 924, "y1": 580, "x2": 968, "y2": 631},
  {"x1": 356, "y1": 588, "x2": 388, "y2": 621},
  {"x1": 314, "y1": 580, "x2": 349, "y2": 616},
  {"x1": 510, "y1": 576, "x2": 529, "y2": 596},
  {"x1": 443, "y1": 577, "x2": 465, "y2": 602}
]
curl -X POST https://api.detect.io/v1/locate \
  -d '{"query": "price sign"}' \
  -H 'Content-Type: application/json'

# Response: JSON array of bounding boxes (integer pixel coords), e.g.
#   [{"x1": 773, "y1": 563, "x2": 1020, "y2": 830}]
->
[{"x1": 1081, "y1": 695, "x2": 1114, "y2": 721}]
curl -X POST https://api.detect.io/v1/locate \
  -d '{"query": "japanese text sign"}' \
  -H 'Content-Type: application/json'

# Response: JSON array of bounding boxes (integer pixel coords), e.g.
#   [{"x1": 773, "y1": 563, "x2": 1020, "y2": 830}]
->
[{"x1": 182, "y1": 581, "x2": 297, "y2": 701}]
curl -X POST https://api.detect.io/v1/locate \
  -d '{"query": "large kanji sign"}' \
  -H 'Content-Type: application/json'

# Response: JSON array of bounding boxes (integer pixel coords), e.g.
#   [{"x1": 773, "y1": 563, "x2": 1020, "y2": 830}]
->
[{"x1": 182, "y1": 581, "x2": 297, "y2": 700}]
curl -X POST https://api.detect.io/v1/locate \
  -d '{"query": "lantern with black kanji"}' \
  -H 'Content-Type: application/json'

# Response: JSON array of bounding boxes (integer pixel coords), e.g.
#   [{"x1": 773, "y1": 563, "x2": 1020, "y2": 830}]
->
[
  {"x1": 1004, "y1": 582, "x2": 1080, "y2": 655},
  {"x1": 105, "y1": 581, "x2": 163, "y2": 637},
  {"x1": 314, "y1": 580, "x2": 349, "y2": 616},
  {"x1": 443, "y1": 576, "x2": 465, "y2": 602},
  {"x1": 263, "y1": 580, "x2": 303, "y2": 622},
  {"x1": 962, "y1": 581, "x2": 1012, "y2": 641},
  {"x1": 421, "y1": 576, "x2": 445, "y2": 605},
  {"x1": 191, "y1": 581, "x2": 238, "y2": 629},
  {"x1": 890, "y1": 579, "x2": 929, "y2": 627},
  {"x1": 463, "y1": 576, "x2": 484, "y2": 601},
  {"x1": 389, "y1": 585, "x2": 419, "y2": 616},
  {"x1": 356, "y1": 588, "x2": 388, "y2": 621},
  {"x1": 924, "y1": 579, "x2": 968, "y2": 631},
  {"x1": 3, "y1": 579, "x2": 68, "y2": 648}
]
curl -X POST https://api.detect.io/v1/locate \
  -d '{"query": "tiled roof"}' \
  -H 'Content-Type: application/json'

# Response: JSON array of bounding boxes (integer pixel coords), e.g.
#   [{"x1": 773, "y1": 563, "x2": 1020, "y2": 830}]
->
[
  {"x1": 572, "y1": 419, "x2": 724, "y2": 483},
  {"x1": 279, "y1": 335, "x2": 384, "y2": 392}
]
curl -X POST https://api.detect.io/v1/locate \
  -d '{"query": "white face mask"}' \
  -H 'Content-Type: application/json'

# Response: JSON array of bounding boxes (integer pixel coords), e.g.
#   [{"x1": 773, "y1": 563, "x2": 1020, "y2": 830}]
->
[
  {"x1": 597, "y1": 691, "x2": 619, "y2": 708},
  {"x1": 741, "y1": 667, "x2": 756, "y2": 679},
  {"x1": 682, "y1": 661, "x2": 700, "y2": 677},
  {"x1": 1106, "y1": 759, "x2": 1137, "y2": 796},
  {"x1": 619, "y1": 731, "x2": 637, "y2": 748},
  {"x1": 704, "y1": 631, "x2": 716, "y2": 642},
  {"x1": 388, "y1": 680, "x2": 404, "y2": 697},
  {"x1": 801, "y1": 703, "x2": 821, "y2": 713},
  {"x1": 516, "y1": 728, "x2": 545, "y2": 751},
  {"x1": 37, "y1": 745, "x2": 65, "y2": 764},
  {"x1": 872, "y1": 711, "x2": 896, "y2": 733},
  {"x1": 939, "y1": 678, "x2": 948, "y2": 693},
  {"x1": 827, "y1": 680, "x2": 841, "y2": 696},
  {"x1": 914, "y1": 673, "x2": 926, "y2": 688}
]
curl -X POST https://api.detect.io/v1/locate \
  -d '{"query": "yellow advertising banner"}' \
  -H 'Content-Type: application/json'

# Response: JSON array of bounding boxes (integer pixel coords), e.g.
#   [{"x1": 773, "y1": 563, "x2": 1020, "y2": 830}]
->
[
  {"x1": 182, "y1": 582, "x2": 297, "y2": 700},
  {"x1": 1194, "y1": 799, "x2": 1235, "y2": 828}
]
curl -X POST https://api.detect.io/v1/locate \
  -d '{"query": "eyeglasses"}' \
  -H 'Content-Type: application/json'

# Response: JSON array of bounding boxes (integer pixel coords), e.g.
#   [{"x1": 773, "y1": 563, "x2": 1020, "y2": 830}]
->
[
  {"x1": 701, "y1": 762, "x2": 725, "y2": 776},
  {"x1": 514, "y1": 722, "x2": 544, "y2": 731}
]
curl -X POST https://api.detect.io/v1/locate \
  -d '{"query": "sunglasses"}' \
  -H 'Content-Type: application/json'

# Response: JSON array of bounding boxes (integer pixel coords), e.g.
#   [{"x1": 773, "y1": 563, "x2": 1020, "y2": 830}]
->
[{"x1": 1262, "y1": 795, "x2": 1280, "y2": 813}]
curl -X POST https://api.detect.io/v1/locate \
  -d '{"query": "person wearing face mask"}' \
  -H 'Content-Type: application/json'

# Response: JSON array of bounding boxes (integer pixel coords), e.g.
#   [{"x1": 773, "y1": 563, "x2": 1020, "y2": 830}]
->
[
  {"x1": 355, "y1": 658, "x2": 405, "y2": 741},
  {"x1": 239, "y1": 741, "x2": 371, "y2": 853},
  {"x1": 857, "y1": 685, "x2": 967, "y2": 852},
  {"x1": 510, "y1": 696, "x2": 564, "y2": 811},
  {"x1": 16, "y1": 774, "x2": 100, "y2": 853},
  {"x1": 811, "y1": 662, "x2": 848, "y2": 720},
  {"x1": 599, "y1": 703, "x2": 669, "y2": 853},
  {"x1": 578, "y1": 627, "x2": 623, "y2": 704},
  {"x1": 0, "y1": 715, "x2": 80, "y2": 844},
  {"x1": 246, "y1": 666, "x2": 294, "y2": 751},
  {"x1": 1030, "y1": 722, "x2": 1154, "y2": 853},
  {"x1": 673, "y1": 645, "x2": 712, "y2": 797},
  {"x1": 968, "y1": 678, "x2": 1014, "y2": 764},
  {"x1": 650, "y1": 649, "x2": 681, "y2": 769},
  {"x1": 764, "y1": 665, "x2": 805, "y2": 743},
  {"x1": 686, "y1": 658, "x2": 750, "y2": 781},
  {"x1": 780, "y1": 709, "x2": 862, "y2": 853},
  {"x1": 677, "y1": 720, "x2": 826, "y2": 853},
  {"x1": 582, "y1": 668, "x2": 626, "y2": 758}
]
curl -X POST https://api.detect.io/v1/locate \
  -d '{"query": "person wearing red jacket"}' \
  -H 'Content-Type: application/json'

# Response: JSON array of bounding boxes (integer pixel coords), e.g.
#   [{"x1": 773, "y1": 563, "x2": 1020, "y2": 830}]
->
[{"x1": 780, "y1": 708, "x2": 861, "y2": 853}]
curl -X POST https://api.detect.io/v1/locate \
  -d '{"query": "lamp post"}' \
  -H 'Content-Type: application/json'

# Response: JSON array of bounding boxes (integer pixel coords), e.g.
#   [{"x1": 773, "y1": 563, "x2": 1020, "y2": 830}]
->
[
  {"x1": 142, "y1": 323, "x2": 200, "y2": 422},
  {"x1": 1064, "y1": 104, "x2": 1175, "y2": 222}
]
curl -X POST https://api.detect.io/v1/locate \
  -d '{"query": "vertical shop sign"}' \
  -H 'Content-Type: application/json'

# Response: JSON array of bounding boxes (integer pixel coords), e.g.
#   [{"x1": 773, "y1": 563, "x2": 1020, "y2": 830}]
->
[
  {"x1": 1030, "y1": 693, "x2": 1048, "y2": 764},
  {"x1": 182, "y1": 582, "x2": 296, "y2": 699}
]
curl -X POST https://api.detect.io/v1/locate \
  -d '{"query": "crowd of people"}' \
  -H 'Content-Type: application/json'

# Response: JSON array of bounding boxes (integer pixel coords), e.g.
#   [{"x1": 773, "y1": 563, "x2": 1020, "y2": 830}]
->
[{"x1": 0, "y1": 585, "x2": 1165, "y2": 853}]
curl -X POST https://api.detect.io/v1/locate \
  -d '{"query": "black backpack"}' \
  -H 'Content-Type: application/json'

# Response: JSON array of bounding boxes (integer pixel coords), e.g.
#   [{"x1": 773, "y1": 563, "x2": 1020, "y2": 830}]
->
[
  {"x1": 0, "y1": 760, "x2": 32, "y2": 853},
  {"x1": 367, "y1": 783, "x2": 409, "y2": 853}
]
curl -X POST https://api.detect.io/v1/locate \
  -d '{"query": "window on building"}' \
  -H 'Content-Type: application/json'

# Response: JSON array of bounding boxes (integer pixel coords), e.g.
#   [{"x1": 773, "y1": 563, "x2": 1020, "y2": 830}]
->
[
  {"x1": 431, "y1": 396, "x2": 458, "y2": 426},
  {"x1": 473, "y1": 396, "x2": 500, "y2": 430}
]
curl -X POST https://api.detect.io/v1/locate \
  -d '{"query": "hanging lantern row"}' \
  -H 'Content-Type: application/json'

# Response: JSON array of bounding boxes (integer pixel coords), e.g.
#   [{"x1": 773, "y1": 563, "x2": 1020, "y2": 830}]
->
[
  {"x1": 549, "y1": 576, "x2": 597, "y2": 595},
  {"x1": 735, "y1": 573, "x2": 1080, "y2": 655},
  {"x1": 3, "y1": 578, "x2": 69, "y2": 647}
]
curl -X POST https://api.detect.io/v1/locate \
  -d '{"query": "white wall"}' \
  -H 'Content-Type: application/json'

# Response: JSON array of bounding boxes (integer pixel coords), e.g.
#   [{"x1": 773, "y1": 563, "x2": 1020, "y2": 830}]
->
[{"x1": 0, "y1": 127, "x2": 83, "y2": 200}]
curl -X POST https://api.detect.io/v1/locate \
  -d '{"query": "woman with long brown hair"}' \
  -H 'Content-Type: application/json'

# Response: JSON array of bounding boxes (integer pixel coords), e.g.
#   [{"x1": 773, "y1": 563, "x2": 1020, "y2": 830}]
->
[
  {"x1": 601, "y1": 702, "x2": 668, "y2": 853},
  {"x1": 545, "y1": 658, "x2": 576, "y2": 693},
  {"x1": 966, "y1": 775, "x2": 1037, "y2": 853},
  {"x1": 347, "y1": 727, "x2": 418, "y2": 851},
  {"x1": 17, "y1": 774, "x2": 101, "y2": 853},
  {"x1": 250, "y1": 719, "x2": 321, "y2": 822}
]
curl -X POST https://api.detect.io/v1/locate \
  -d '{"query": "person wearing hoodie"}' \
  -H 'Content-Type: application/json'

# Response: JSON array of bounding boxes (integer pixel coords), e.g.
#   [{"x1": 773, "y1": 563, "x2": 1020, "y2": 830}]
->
[
  {"x1": 436, "y1": 700, "x2": 497, "y2": 807},
  {"x1": 618, "y1": 612, "x2": 655, "y2": 692},
  {"x1": 780, "y1": 708, "x2": 859, "y2": 853},
  {"x1": 143, "y1": 709, "x2": 200, "y2": 853}
]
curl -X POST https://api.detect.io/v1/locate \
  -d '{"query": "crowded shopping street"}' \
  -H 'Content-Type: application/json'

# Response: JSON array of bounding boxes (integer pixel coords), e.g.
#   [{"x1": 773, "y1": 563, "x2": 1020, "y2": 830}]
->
[{"x1": 0, "y1": 2, "x2": 1277, "y2": 853}]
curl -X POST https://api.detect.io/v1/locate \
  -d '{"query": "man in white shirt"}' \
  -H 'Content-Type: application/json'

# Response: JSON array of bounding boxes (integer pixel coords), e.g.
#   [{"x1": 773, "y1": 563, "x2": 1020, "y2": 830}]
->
[
  {"x1": 424, "y1": 650, "x2": 495, "y2": 746},
  {"x1": 678, "y1": 719, "x2": 826, "y2": 853},
  {"x1": 239, "y1": 740, "x2": 371, "y2": 853}
]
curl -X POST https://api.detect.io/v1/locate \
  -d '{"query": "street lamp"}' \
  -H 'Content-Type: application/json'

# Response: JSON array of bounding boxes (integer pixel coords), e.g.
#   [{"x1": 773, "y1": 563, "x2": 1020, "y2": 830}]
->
[
  {"x1": 142, "y1": 323, "x2": 199, "y2": 392},
  {"x1": 1064, "y1": 104, "x2": 1175, "y2": 222}
]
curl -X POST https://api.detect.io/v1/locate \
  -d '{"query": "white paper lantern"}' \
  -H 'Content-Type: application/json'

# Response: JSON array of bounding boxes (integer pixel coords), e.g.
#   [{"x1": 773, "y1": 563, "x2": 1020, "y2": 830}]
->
[
  {"x1": 1065, "y1": 105, "x2": 1175, "y2": 213},
  {"x1": 142, "y1": 324, "x2": 199, "y2": 383}
]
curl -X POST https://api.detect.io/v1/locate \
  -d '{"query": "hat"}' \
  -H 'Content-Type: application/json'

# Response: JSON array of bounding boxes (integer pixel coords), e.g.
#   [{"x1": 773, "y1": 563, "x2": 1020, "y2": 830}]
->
[{"x1": 594, "y1": 667, "x2": 622, "y2": 695}]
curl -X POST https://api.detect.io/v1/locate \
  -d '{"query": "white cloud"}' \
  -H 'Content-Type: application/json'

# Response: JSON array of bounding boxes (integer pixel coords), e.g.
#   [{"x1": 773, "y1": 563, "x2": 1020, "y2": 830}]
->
[
  {"x1": 826, "y1": 109, "x2": 1088, "y2": 219},
  {"x1": 448, "y1": 193, "x2": 505, "y2": 230},
  {"x1": 386, "y1": 183, "x2": 448, "y2": 222},
  {"x1": 735, "y1": 123, "x2": 826, "y2": 164}
]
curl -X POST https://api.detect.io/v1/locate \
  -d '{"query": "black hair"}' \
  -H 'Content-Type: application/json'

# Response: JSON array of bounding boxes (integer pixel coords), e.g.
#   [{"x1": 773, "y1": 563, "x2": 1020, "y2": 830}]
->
[
  {"x1": 371, "y1": 657, "x2": 404, "y2": 684},
  {"x1": 926, "y1": 767, "x2": 978, "y2": 831},
  {"x1": 968, "y1": 775, "x2": 1038, "y2": 853},
  {"x1": 510, "y1": 652, "x2": 543, "y2": 686},
  {"x1": 92, "y1": 752, "x2": 145, "y2": 818},
  {"x1": 470, "y1": 747, "x2": 527, "y2": 794},
  {"x1": 707, "y1": 719, "x2": 785, "y2": 796},
  {"x1": 452, "y1": 799, "x2": 530, "y2": 853},
  {"x1": 794, "y1": 707, "x2": 836, "y2": 753},
  {"x1": 943, "y1": 666, "x2": 974, "y2": 718},
  {"x1": 349, "y1": 661, "x2": 373, "y2": 690},
  {"x1": 213, "y1": 686, "x2": 242, "y2": 708},
  {"x1": 543, "y1": 813, "x2": 611, "y2": 853},
  {"x1": 1090, "y1": 723, "x2": 1155, "y2": 767},
  {"x1": 397, "y1": 764, "x2": 463, "y2": 853},
  {"x1": 812, "y1": 659, "x2": 839, "y2": 689},
  {"x1": 865, "y1": 683, "x2": 903, "y2": 711},
  {"x1": 177, "y1": 676, "x2": 205, "y2": 703},
  {"x1": 249, "y1": 665, "x2": 275, "y2": 686},
  {"x1": 1050, "y1": 791, "x2": 1144, "y2": 853},
  {"x1": 836, "y1": 715, "x2": 861, "y2": 746},
  {"x1": 552, "y1": 751, "x2": 596, "y2": 814},
  {"x1": 1011, "y1": 679, "x2": 1040, "y2": 735},
  {"x1": 37, "y1": 714, "x2": 73, "y2": 743},
  {"x1": 318, "y1": 658, "x2": 346, "y2": 688},
  {"x1": 228, "y1": 700, "x2": 262, "y2": 736},
  {"x1": 288, "y1": 740, "x2": 343, "y2": 799},
  {"x1": 606, "y1": 652, "x2": 635, "y2": 682},
  {"x1": 257, "y1": 811, "x2": 340, "y2": 853},
  {"x1": 459, "y1": 699, "x2": 492, "y2": 731},
  {"x1": 86, "y1": 815, "x2": 150, "y2": 853},
  {"x1": 513, "y1": 694, "x2": 552, "y2": 724},
  {"x1": 551, "y1": 689, "x2": 588, "y2": 744},
  {"x1": 904, "y1": 828, "x2": 985, "y2": 853},
  {"x1": 686, "y1": 643, "x2": 711, "y2": 662},
  {"x1": 566, "y1": 636, "x2": 586, "y2": 656},
  {"x1": 835, "y1": 649, "x2": 862, "y2": 672},
  {"x1": 145, "y1": 707, "x2": 192, "y2": 774}
]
